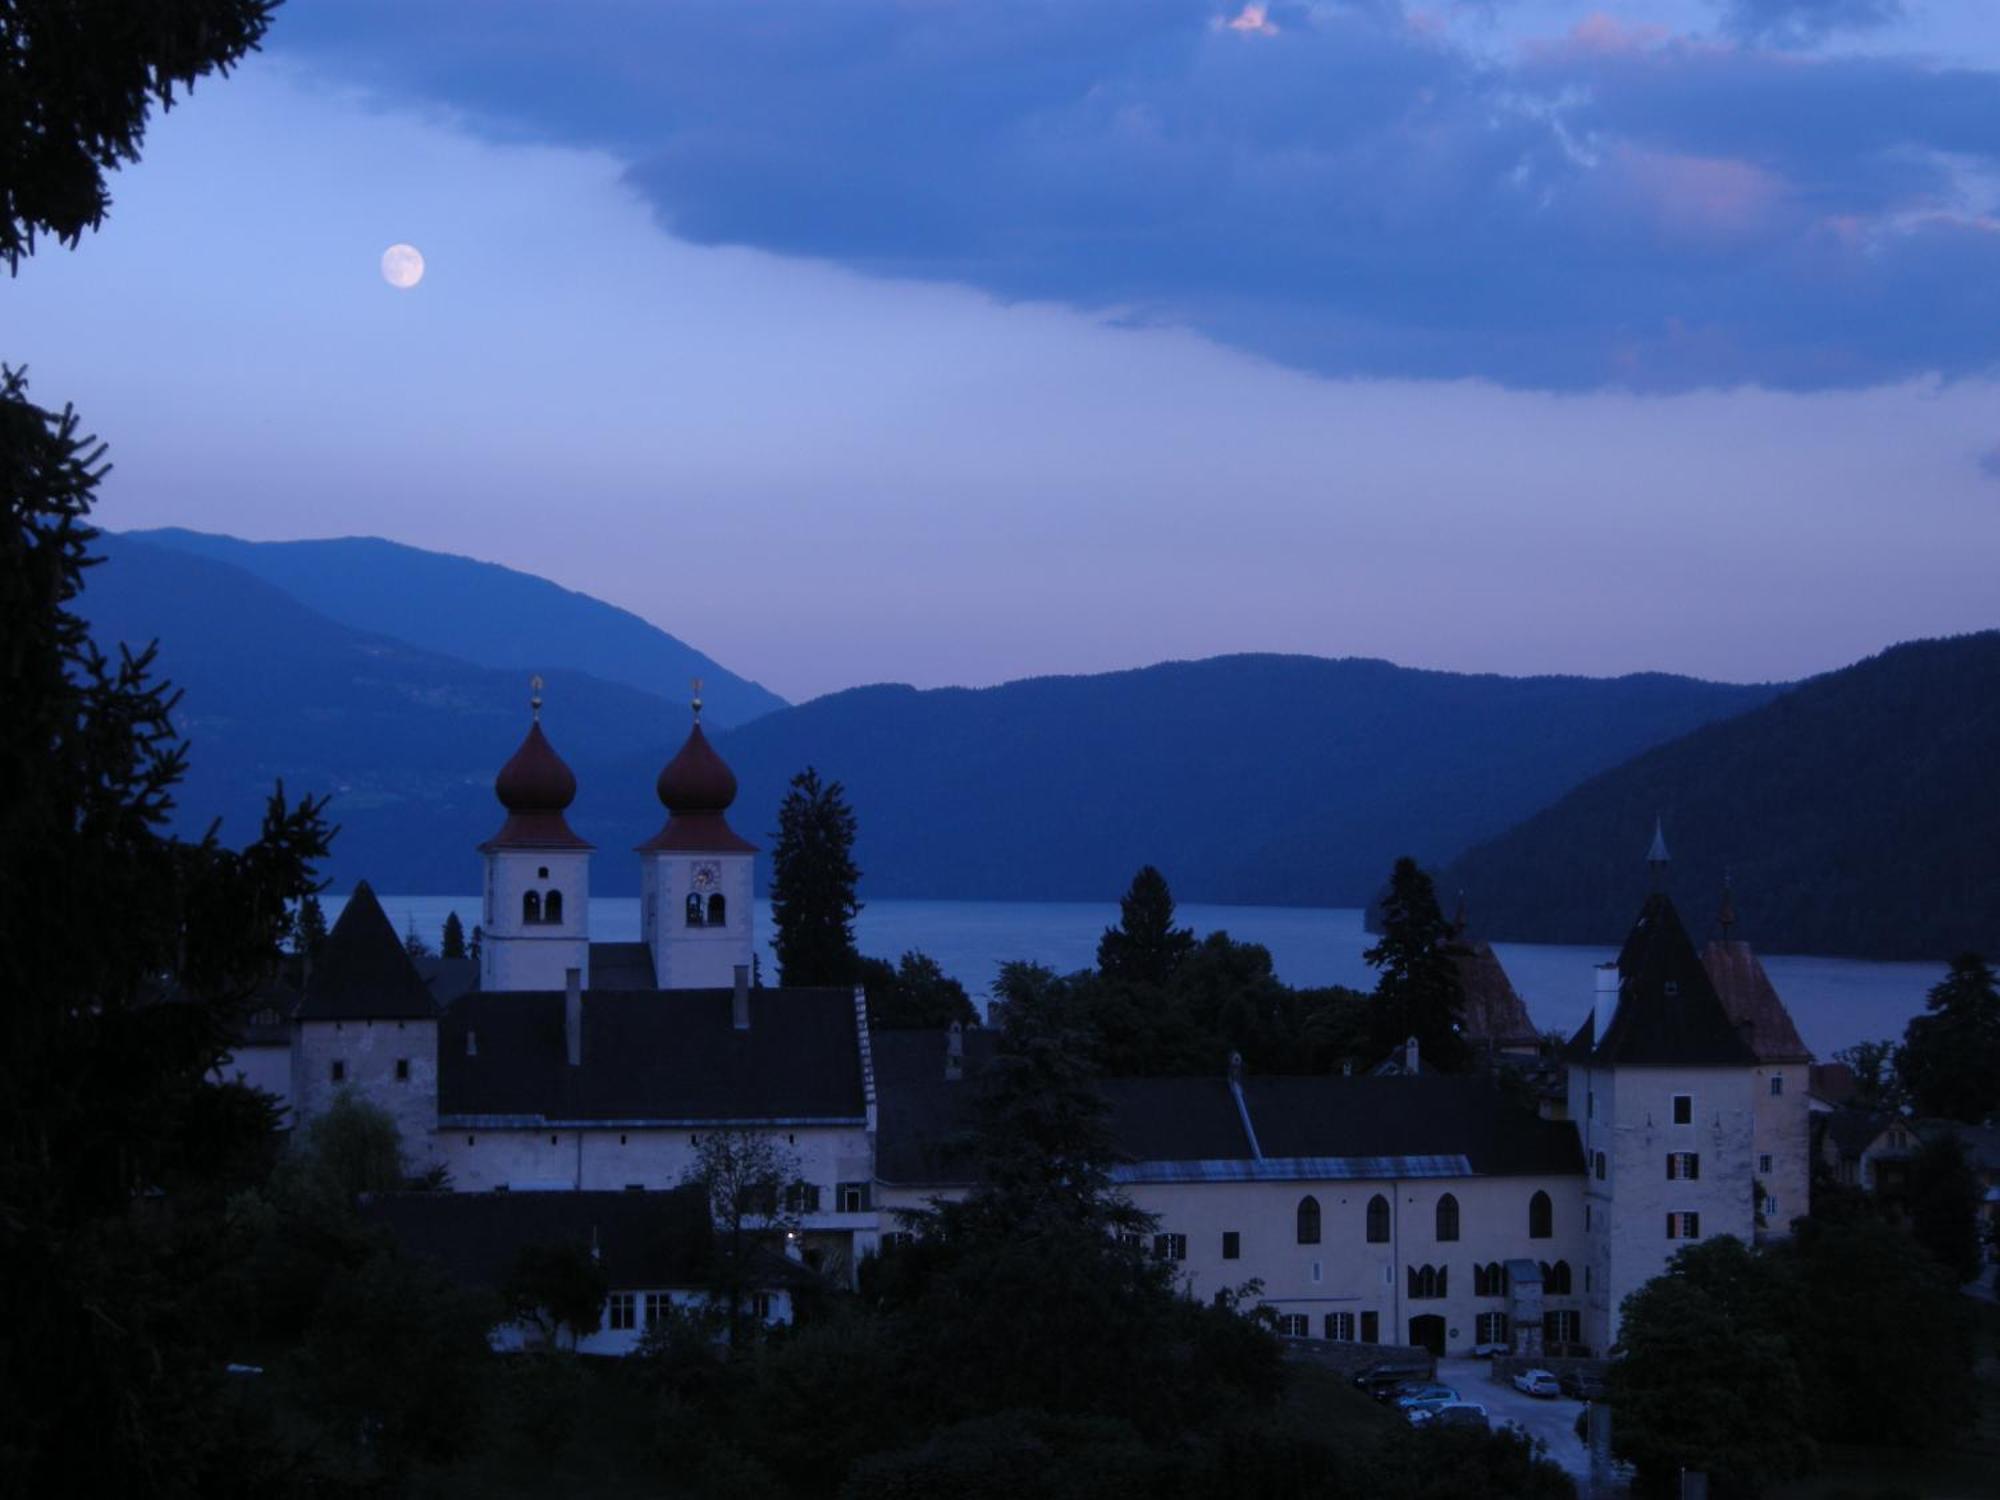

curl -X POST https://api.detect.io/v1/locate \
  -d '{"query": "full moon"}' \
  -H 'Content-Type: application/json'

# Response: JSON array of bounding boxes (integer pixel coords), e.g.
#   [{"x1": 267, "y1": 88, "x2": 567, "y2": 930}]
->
[{"x1": 380, "y1": 243, "x2": 425, "y2": 289}]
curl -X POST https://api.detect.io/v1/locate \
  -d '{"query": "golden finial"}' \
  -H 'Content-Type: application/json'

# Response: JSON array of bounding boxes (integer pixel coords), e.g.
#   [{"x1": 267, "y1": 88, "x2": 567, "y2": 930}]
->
[
  {"x1": 691, "y1": 676, "x2": 704, "y2": 723},
  {"x1": 530, "y1": 674, "x2": 544, "y2": 722}
]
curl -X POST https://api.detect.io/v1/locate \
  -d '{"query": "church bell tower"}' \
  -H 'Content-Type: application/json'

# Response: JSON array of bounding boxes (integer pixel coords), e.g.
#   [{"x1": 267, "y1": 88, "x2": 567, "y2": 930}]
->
[
  {"x1": 479, "y1": 679, "x2": 592, "y2": 992},
  {"x1": 639, "y1": 684, "x2": 756, "y2": 990}
]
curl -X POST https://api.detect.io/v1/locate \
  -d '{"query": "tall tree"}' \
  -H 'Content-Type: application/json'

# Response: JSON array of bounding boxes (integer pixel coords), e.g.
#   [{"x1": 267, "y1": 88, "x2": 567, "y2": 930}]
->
[
  {"x1": 681, "y1": 1128, "x2": 806, "y2": 1348},
  {"x1": 1830, "y1": 1038, "x2": 1905, "y2": 1112},
  {"x1": 1096, "y1": 864, "x2": 1195, "y2": 987},
  {"x1": 440, "y1": 909, "x2": 467, "y2": 959},
  {"x1": 769, "y1": 766, "x2": 862, "y2": 986},
  {"x1": 1904, "y1": 1131, "x2": 1985, "y2": 1285},
  {"x1": 0, "y1": 370, "x2": 330, "y2": 1492},
  {"x1": 3, "y1": 0, "x2": 278, "y2": 270},
  {"x1": 502, "y1": 1241, "x2": 610, "y2": 1352},
  {"x1": 1897, "y1": 953, "x2": 2000, "y2": 1123},
  {"x1": 293, "y1": 891, "x2": 329, "y2": 956},
  {"x1": 1363, "y1": 856, "x2": 1468, "y2": 1070}
]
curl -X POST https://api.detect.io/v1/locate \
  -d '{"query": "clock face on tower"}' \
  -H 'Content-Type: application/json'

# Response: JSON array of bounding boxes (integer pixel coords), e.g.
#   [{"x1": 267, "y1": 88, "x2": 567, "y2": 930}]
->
[{"x1": 692, "y1": 861, "x2": 721, "y2": 892}]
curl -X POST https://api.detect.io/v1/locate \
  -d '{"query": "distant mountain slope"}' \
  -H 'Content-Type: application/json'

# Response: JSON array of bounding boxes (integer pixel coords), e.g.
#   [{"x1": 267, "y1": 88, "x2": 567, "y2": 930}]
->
[
  {"x1": 693, "y1": 656, "x2": 1780, "y2": 907},
  {"x1": 79, "y1": 535, "x2": 689, "y2": 893},
  {"x1": 1436, "y1": 634, "x2": 2000, "y2": 960},
  {"x1": 126, "y1": 528, "x2": 786, "y2": 728}
]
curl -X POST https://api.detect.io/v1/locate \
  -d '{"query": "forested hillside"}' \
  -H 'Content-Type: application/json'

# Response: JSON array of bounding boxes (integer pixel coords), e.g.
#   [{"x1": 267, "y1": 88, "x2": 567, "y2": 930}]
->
[{"x1": 1437, "y1": 634, "x2": 2000, "y2": 959}]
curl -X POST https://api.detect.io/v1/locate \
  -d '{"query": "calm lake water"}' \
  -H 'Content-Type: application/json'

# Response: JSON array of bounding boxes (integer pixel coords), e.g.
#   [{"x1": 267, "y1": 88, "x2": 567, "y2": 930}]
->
[{"x1": 335, "y1": 895, "x2": 1944, "y2": 1061}]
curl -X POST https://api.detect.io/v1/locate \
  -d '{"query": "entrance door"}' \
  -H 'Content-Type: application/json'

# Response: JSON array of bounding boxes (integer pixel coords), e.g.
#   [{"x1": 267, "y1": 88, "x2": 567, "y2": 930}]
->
[{"x1": 1408, "y1": 1314, "x2": 1446, "y2": 1357}]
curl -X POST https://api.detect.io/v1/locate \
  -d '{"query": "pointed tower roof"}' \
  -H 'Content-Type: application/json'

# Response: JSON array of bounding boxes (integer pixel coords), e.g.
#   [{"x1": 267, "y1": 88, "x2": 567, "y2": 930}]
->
[
  {"x1": 296, "y1": 882, "x2": 439, "y2": 1021},
  {"x1": 482, "y1": 679, "x2": 593, "y2": 852},
  {"x1": 1646, "y1": 815, "x2": 1670, "y2": 889},
  {"x1": 1566, "y1": 891, "x2": 1758, "y2": 1067},
  {"x1": 637, "y1": 688, "x2": 757, "y2": 855}
]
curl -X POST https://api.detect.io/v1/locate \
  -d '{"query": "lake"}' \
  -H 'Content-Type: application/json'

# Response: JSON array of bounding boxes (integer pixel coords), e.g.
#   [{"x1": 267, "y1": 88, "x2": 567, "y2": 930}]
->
[{"x1": 336, "y1": 894, "x2": 1944, "y2": 1061}]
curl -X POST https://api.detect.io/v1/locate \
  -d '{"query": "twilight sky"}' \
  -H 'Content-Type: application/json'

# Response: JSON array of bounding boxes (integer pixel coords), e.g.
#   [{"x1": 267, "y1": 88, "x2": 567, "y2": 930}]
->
[{"x1": 11, "y1": 0, "x2": 2000, "y2": 702}]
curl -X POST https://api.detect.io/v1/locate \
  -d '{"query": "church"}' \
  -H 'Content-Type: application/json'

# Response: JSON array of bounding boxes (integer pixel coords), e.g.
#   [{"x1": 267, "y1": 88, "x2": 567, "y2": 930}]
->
[{"x1": 233, "y1": 690, "x2": 1816, "y2": 1359}]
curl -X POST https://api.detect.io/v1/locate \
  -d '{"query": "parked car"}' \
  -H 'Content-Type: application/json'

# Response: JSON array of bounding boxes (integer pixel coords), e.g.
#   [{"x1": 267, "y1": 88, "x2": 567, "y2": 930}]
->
[
  {"x1": 1393, "y1": 1384, "x2": 1460, "y2": 1413},
  {"x1": 1511, "y1": 1368, "x2": 1561, "y2": 1398},
  {"x1": 1559, "y1": 1368, "x2": 1608, "y2": 1402},
  {"x1": 1353, "y1": 1362, "x2": 1431, "y2": 1398},
  {"x1": 1412, "y1": 1402, "x2": 1490, "y2": 1430}
]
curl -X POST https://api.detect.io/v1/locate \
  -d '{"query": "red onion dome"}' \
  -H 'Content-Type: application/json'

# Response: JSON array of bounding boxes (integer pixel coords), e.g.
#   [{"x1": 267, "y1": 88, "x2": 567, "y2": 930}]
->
[
  {"x1": 655, "y1": 723, "x2": 737, "y2": 813},
  {"x1": 495, "y1": 722, "x2": 577, "y2": 812}
]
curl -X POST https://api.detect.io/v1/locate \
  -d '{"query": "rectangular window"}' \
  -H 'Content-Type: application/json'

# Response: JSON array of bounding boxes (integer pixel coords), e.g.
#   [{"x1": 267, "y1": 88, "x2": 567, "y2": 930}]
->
[
  {"x1": 1762, "y1": 1195, "x2": 1778, "y2": 1219},
  {"x1": 784, "y1": 1182, "x2": 822, "y2": 1215},
  {"x1": 1759, "y1": 1153, "x2": 1773, "y2": 1175},
  {"x1": 1769, "y1": 1074, "x2": 1784, "y2": 1096},
  {"x1": 1667, "y1": 1151, "x2": 1700, "y2": 1181},
  {"x1": 1584, "y1": 1266, "x2": 1592, "y2": 1293},
  {"x1": 1586, "y1": 1089, "x2": 1594, "y2": 1120},
  {"x1": 1594, "y1": 1151, "x2": 1606, "y2": 1180},
  {"x1": 395, "y1": 1058, "x2": 410, "y2": 1081},
  {"x1": 1222, "y1": 1231, "x2": 1240, "y2": 1260},
  {"x1": 607, "y1": 1292, "x2": 636, "y2": 1331},
  {"x1": 836, "y1": 1182, "x2": 869, "y2": 1214},
  {"x1": 1666, "y1": 1212, "x2": 1702, "y2": 1240},
  {"x1": 1475, "y1": 1311, "x2": 1509, "y2": 1345},
  {"x1": 1360, "y1": 1311, "x2": 1379, "y2": 1344},
  {"x1": 643, "y1": 1292, "x2": 668, "y2": 1326},
  {"x1": 1672, "y1": 1094, "x2": 1693, "y2": 1125},
  {"x1": 750, "y1": 1292, "x2": 774, "y2": 1321},
  {"x1": 1151, "y1": 1232, "x2": 1187, "y2": 1262},
  {"x1": 1311, "y1": 1259, "x2": 1323, "y2": 1283},
  {"x1": 329, "y1": 1059, "x2": 345, "y2": 1083},
  {"x1": 1275, "y1": 1313, "x2": 1309, "y2": 1337},
  {"x1": 1543, "y1": 1310, "x2": 1580, "y2": 1345},
  {"x1": 1325, "y1": 1312, "x2": 1356, "y2": 1341}
]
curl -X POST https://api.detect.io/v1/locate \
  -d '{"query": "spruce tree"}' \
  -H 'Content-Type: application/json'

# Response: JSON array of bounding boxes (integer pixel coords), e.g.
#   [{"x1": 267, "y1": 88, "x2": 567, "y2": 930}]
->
[
  {"x1": 1363, "y1": 856, "x2": 1469, "y2": 1070},
  {"x1": 1096, "y1": 864, "x2": 1195, "y2": 987},
  {"x1": 440, "y1": 910, "x2": 466, "y2": 959},
  {"x1": 768, "y1": 766, "x2": 862, "y2": 986},
  {"x1": 1897, "y1": 953, "x2": 2000, "y2": 1123},
  {"x1": 294, "y1": 892, "x2": 329, "y2": 956}
]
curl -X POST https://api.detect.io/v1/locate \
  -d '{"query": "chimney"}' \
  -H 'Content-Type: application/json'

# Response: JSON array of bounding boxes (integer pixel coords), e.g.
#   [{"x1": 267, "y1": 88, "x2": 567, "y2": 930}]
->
[
  {"x1": 1592, "y1": 962, "x2": 1621, "y2": 1047},
  {"x1": 732, "y1": 963, "x2": 750, "y2": 1031},
  {"x1": 565, "y1": 967, "x2": 582, "y2": 1067},
  {"x1": 1404, "y1": 1035, "x2": 1420, "y2": 1075},
  {"x1": 466, "y1": 1028, "x2": 478, "y2": 1057},
  {"x1": 945, "y1": 1020, "x2": 964, "y2": 1081}
]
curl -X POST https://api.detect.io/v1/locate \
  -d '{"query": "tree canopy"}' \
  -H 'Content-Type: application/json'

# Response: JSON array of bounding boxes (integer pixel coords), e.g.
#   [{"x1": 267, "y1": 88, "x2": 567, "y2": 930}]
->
[
  {"x1": 1096, "y1": 864, "x2": 1194, "y2": 987},
  {"x1": 1364, "y1": 856, "x2": 1469, "y2": 1070},
  {"x1": 2, "y1": 0, "x2": 278, "y2": 270},
  {"x1": 769, "y1": 766, "x2": 862, "y2": 986},
  {"x1": 1898, "y1": 952, "x2": 2000, "y2": 1123}
]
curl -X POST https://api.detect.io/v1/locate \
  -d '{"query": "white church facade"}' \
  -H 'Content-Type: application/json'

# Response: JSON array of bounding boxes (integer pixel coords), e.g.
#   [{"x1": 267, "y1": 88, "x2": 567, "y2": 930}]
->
[{"x1": 242, "y1": 692, "x2": 1815, "y2": 1359}]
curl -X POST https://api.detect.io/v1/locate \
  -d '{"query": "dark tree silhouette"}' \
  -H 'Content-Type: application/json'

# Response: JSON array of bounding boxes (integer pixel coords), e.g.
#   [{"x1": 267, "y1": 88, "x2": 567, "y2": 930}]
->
[
  {"x1": 3, "y1": 0, "x2": 278, "y2": 270},
  {"x1": 1898, "y1": 953, "x2": 2000, "y2": 1123},
  {"x1": 293, "y1": 891, "x2": 329, "y2": 956},
  {"x1": 1096, "y1": 864, "x2": 1195, "y2": 986},
  {"x1": 769, "y1": 766, "x2": 862, "y2": 986},
  {"x1": 1904, "y1": 1132, "x2": 1984, "y2": 1285},
  {"x1": 859, "y1": 949, "x2": 978, "y2": 1029},
  {"x1": 1363, "y1": 857, "x2": 1468, "y2": 1070},
  {"x1": 503, "y1": 1241, "x2": 610, "y2": 1351},
  {"x1": 440, "y1": 909, "x2": 467, "y2": 959},
  {"x1": 0, "y1": 369, "x2": 330, "y2": 1490}
]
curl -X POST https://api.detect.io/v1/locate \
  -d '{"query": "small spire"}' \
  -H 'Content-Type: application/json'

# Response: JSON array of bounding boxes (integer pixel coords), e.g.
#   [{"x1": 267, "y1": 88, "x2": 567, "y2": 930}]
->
[
  {"x1": 1718, "y1": 870, "x2": 1737, "y2": 937},
  {"x1": 1647, "y1": 815, "x2": 1670, "y2": 891},
  {"x1": 690, "y1": 675, "x2": 704, "y2": 724},
  {"x1": 529, "y1": 674, "x2": 543, "y2": 722}
]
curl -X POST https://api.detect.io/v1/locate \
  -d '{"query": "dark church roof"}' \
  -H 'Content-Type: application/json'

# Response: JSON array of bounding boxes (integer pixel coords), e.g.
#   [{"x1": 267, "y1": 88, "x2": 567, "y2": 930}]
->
[
  {"x1": 438, "y1": 986, "x2": 866, "y2": 1124},
  {"x1": 295, "y1": 882, "x2": 438, "y2": 1022},
  {"x1": 484, "y1": 718, "x2": 592, "y2": 851},
  {"x1": 1452, "y1": 940, "x2": 1541, "y2": 1051},
  {"x1": 637, "y1": 721, "x2": 757, "y2": 855},
  {"x1": 587, "y1": 942, "x2": 659, "y2": 990},
  {"x1": 359, "y1": 1186, "x2": 818, "y2": 1294},
  {"x1": 872, "y1": 1030, "x2": 1582, "y2": 1187},
  {"x1": 1565, "y1": 893, "x2": 1759, "y2": 1069}
]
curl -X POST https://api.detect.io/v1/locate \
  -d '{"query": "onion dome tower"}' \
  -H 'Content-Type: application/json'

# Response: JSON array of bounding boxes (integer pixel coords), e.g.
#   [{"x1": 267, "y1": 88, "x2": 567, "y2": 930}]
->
[
  {"x1": 480, "y1": 678, "x2": 593, "y2": 992},
  {"x1": 639, "y1": 681, "x2": 756, "y2": 990}
]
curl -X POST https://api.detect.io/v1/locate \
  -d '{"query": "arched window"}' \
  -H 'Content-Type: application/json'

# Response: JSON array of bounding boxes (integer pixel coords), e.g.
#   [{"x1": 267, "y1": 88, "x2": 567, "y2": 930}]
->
[
  {"x1": 522, "y1": 890, "x2": 542, "y2": 924},
  {"x1": 1296, "y1": 1195, "x2": 1321, "y2": 1245},
  {"x1": 544, "y1": 889, "x2": 563, "y2": 923},
  {"x1": 707, "y1": 892, "x2": 726, "y2": 925},
  {"x1": 1407, "y1": 1264, "x2": 1443, "y2": 1299},
  {"x1": 1366, "y1": 1193, "x2": 1390, "y2": 1244},
  {"x1": 1529, "y1": 1189, "x2": 1553, "y2": 1240},
  {"x1": 1435, "y1": 1193, "x2": 1460, "y2": 1242},
  {"x1": 1475, "y1": 1261, "x2": 1509, "y2": 1297},
  {"x1": 1437, "y1": 1263, "x2": 1448, "y2": 1297},
  {"x1": 684, "y1": 893, "x2": 705, "y2": 927},
  {"x1": 1546, "y1": 1260, "x2": 1572, "y2": 1295}
]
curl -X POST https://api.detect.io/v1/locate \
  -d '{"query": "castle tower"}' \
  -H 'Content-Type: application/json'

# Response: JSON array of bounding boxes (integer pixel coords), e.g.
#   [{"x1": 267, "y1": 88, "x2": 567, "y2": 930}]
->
[
  {"x1": 639, "y1": 687, "x2": 756, "y2": 989},
  {"x1": 1566, "y1": 826, "x2": 1760, "y2": 1352},
  {"x1": 479, "y1": 680, "x2": 592, "y2": 992}
]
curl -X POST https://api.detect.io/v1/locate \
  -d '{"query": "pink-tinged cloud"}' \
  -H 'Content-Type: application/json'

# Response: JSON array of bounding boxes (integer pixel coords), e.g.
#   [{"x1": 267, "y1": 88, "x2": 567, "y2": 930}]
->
[
  {"x1": 1222, "y1": 4, "x2": 1278, "y2": 38},
  {"x1": 1537, "y1": 12, "x2": 1674, "y2": 61},
  {"x1": 1615, "y1": 146, "x2": 1788, "y2": 244}
]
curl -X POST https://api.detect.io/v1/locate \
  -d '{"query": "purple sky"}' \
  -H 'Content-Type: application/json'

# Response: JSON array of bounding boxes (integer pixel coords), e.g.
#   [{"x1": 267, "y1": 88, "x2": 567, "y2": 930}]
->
[{"x1": 11, "y1": 1, "x2": 2000, "y2": 702}]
